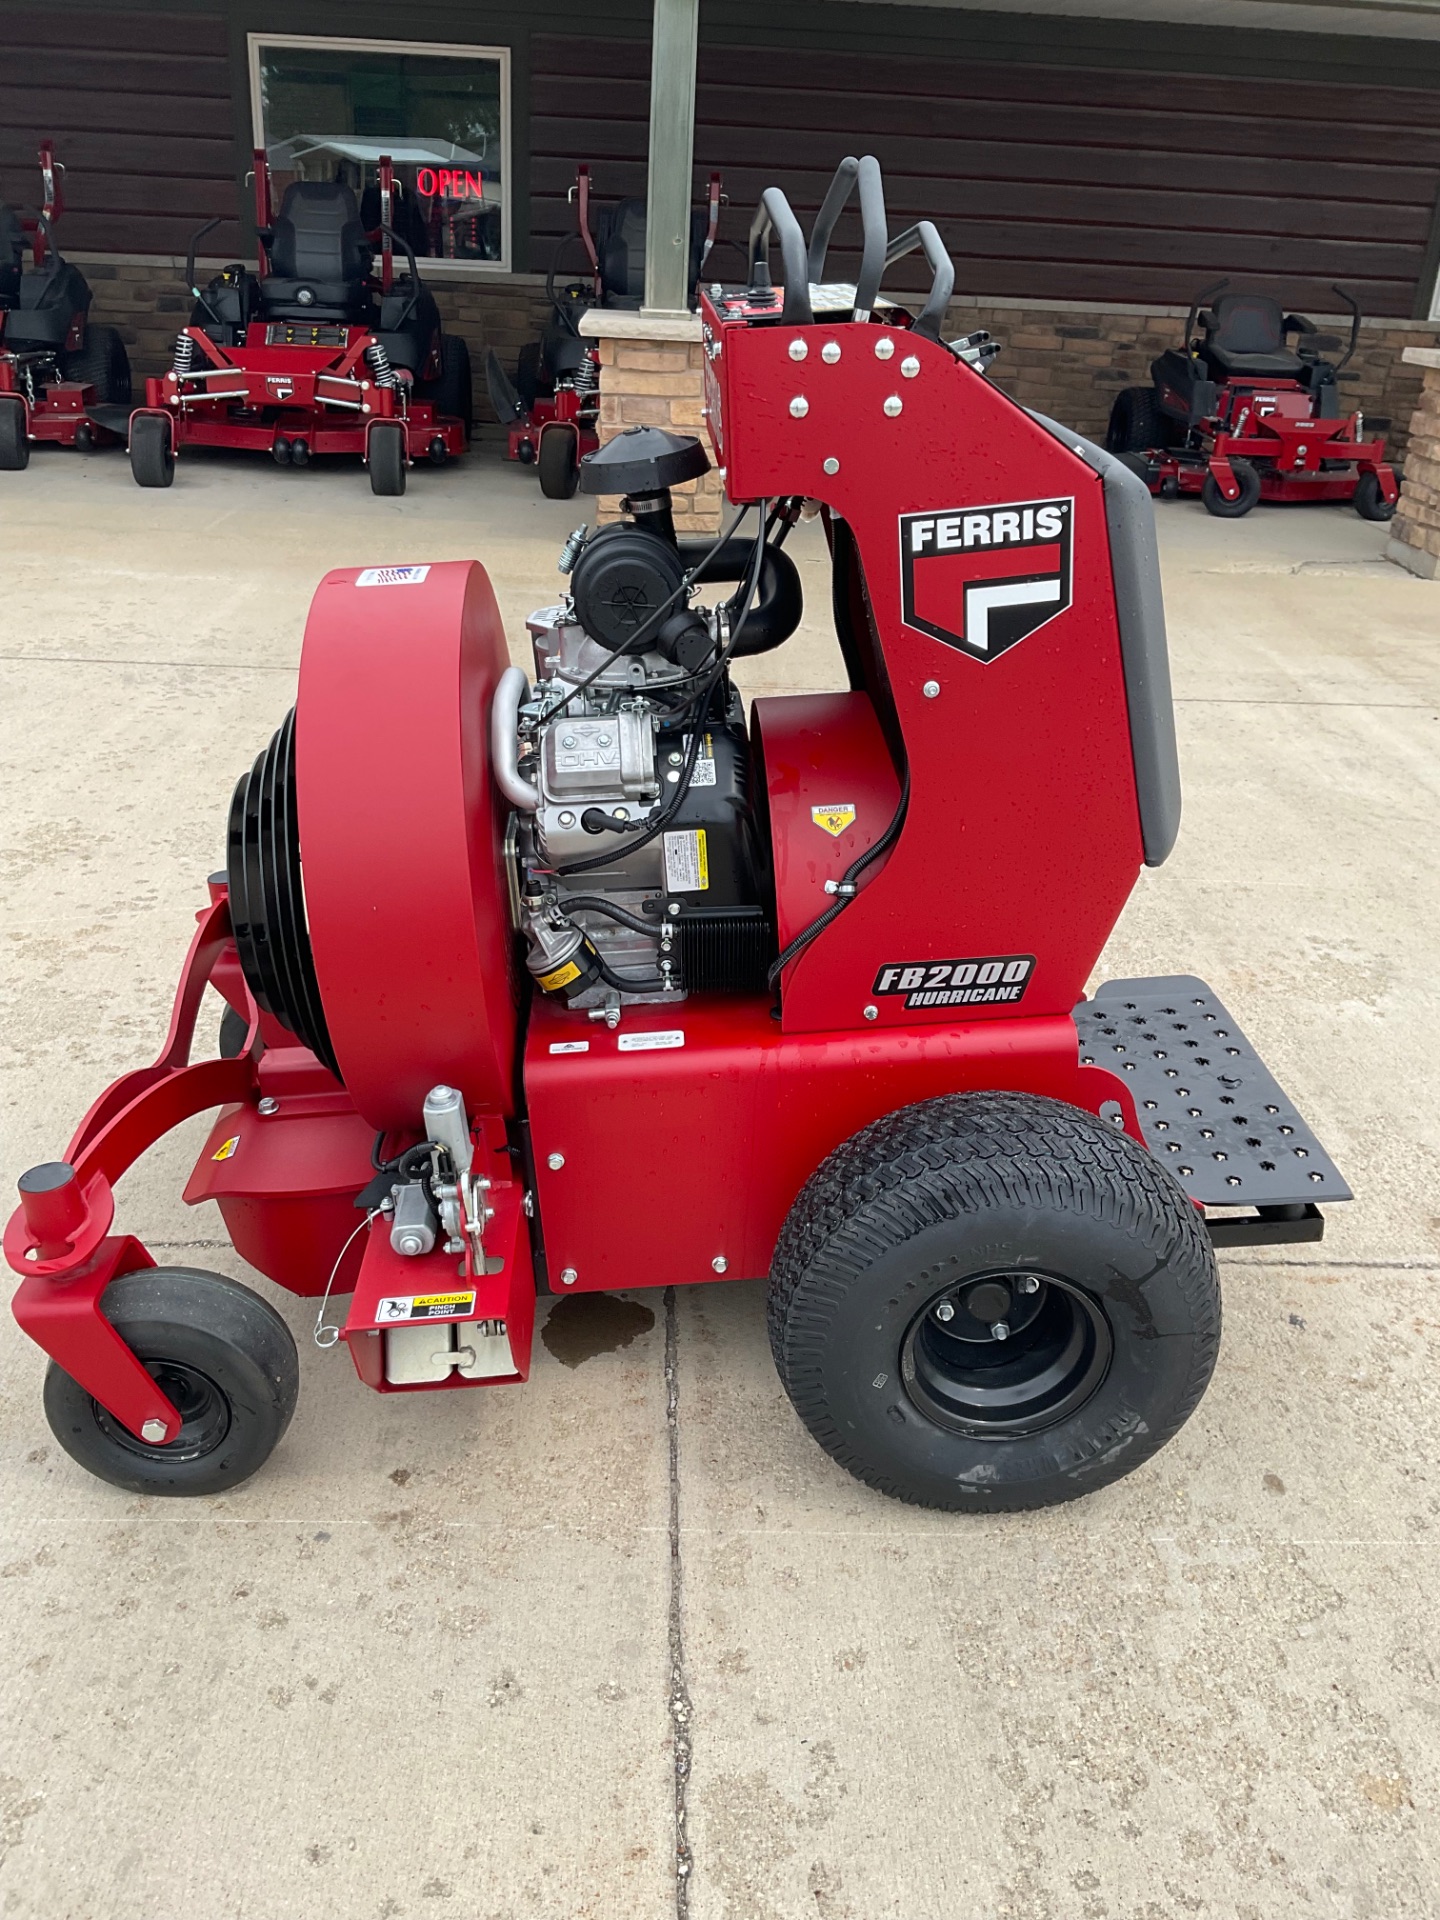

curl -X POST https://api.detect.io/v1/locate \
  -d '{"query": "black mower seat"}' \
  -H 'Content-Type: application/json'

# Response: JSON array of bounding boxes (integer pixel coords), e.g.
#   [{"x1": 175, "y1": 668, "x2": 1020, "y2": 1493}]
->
[
  {"x1": 260, "y1": 182, "x2": 371, "y2": 321},
  {"x1": 596, "y1": 198, "x2": 711, "y2": 310},
  {"x1": 374, "y1": 280, "x2": 440, "y2": 375},
  {"x1": 5, "y1": 256, "x2": 91, "y2": 349},
  {"x1": 1198, "y1": 294, "x2": 1303, "y2": 379}
]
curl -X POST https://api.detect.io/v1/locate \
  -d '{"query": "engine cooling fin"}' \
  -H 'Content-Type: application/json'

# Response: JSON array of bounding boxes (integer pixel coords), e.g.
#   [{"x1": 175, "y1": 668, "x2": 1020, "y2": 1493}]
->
[{"x1": 226, "y1": 707, "x2": 339, "y2": 1078}]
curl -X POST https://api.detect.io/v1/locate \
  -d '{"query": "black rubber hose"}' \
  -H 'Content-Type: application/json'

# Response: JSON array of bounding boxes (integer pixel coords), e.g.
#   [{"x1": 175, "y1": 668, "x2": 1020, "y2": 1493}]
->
[
  {"x1": 595, "y1": 952, "x2": 667, "y2": 994},
  {"x1": 674, "y1": 537, "x2": 802, "y2": 656},
  {"x1": 562, "y1": 894, "x2": 662, "y2": 937}
]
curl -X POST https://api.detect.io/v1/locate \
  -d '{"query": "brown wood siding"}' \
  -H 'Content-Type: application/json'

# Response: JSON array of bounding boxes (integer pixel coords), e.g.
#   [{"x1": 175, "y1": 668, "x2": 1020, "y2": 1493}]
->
[
  {"x1": 0, "y1": 8, "x2": 238, "y2": 258},
  {"x1": 531, "y1": 33, "x2": 1440, "y2": 316}
]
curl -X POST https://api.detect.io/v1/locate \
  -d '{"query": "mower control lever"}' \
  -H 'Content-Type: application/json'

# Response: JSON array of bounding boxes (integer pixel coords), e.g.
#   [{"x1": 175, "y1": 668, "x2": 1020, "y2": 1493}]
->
[{"x1": 748, "y1": 189, "x2": 812, "y2": 326}]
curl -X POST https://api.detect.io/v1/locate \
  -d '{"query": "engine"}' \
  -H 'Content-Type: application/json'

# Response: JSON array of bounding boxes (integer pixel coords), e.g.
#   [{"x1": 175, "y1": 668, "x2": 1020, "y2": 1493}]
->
[{"x1": 493, "y1": 425, "x2": 802, "y2": 1016}]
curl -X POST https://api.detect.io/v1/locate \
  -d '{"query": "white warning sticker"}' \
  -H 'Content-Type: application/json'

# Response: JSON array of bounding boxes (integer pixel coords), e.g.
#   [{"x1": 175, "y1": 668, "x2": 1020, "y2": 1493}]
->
[
  {"x1": 663, "y1": 828, "x2": 709, "y2": 893},
  {"x1": 548, "y1": 1041, "x2": 590, "y2": 1055},
  {"x1": 355, "y1": 565, "x2": 431, "y2": 588},
  {"x1": 617, "y1": 1030, "x2": 685, "y2": 1052}
]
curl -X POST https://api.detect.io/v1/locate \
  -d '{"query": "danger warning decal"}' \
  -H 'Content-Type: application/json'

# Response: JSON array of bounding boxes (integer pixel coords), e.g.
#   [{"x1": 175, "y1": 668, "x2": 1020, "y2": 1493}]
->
[
  {"x1": 873, "y1": 954, "x2": 1035, "y2": 1010},
  {"x1": 899, "y1": 498, "x2": 1072, "y2": 663}
]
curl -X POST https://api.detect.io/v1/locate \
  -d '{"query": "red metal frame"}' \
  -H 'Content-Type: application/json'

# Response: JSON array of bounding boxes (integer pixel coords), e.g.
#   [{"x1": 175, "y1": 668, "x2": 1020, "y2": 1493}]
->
[
  {"x1": 0, "y1": 141, "x2": 122, "y2": 453},
  {"x1": 130, "y1": 148, "x2": 466, "y2": 476}
]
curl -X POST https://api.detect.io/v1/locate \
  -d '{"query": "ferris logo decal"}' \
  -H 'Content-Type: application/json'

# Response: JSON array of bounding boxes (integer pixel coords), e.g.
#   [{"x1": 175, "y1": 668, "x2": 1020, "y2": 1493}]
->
[
  {"x1": 899, "y1": 497, "x2": 1072, "y2": 663},
  {"x1": 873, "y1": 954, "x2": 1036, "y2": 1009}
]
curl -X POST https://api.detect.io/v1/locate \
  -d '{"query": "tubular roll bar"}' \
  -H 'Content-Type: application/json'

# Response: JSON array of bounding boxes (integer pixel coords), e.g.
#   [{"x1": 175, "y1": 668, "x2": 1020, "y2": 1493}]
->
[
  {"x1": 1184, "y1": 278, "x2": 1228, "y2": 360},
  {"x1": 1330, "y1": 284, "x2": 1361, "y2": 371},
  {"x1": 747, "y1": 155, "x2": 956, "y2": 337}
]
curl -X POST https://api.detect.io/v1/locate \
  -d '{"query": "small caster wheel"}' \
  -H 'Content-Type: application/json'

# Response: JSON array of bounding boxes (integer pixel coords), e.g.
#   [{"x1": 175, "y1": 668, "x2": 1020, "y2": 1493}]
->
[
  {"x1": 1353, "y1": 471, "x2": 1396, "y2": 522},
  {"x1": 538, "y1": 427, "x2": 580, "y2": 499},
  {"x1": 368, "y1": 421, "x2": 406, "y2": 496},
  {"x1": 43, "y1": 1267, "x2": 299, "y2": 1496},
  {"x1": 130, "y1": 413, "x2": 174, "y2": 488},
  {"x1": 428, "y1": 435, "x2": 448, "y2": 466},
  {"x1": 272, "y1": 435, "x2": 292, "y2": 465},
  {"x1": 517, "y1": 439, "x2": 536, "y2": 465},
  {"x1": 73, "y1": 423, "x2": 95, "y2": 453},
  {"x1": 1201, "y1": 459, "x2": 1260, "y2": 518},
  {"x1": 290, "y1": 439, "x2": 310, "y2": 468}
]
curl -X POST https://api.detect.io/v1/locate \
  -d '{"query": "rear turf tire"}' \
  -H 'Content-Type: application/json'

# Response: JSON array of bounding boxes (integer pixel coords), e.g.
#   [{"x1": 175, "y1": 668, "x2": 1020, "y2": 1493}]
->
[
  {"x1": 1105, "y1": 386, "x2": 1165, "y2": 455},
  {"x1": 43, "y1": 1267, "x2": 299, "y2": 1496},
  {"x1": 768, "y1": 1091, "x2": 1221, "y2": 1512},
  {"x1": 422, "y1": 334, "x2": 472, "y2": 444},
  {"x1": 63, "y1": 325, "x2": 132, "y2": 405},
  {"x1": 130, "y1": 413, "x2": 174, "y2": 488},
  {"x1": 1201, "y1": 458, "x2": 1261, "y2": 518},
  {"x1": 0, "y1": 395, "x2": 28, "y2": 470},
  {"x1": 368, "y1": 420, "x2": 406, "y2": 496}
]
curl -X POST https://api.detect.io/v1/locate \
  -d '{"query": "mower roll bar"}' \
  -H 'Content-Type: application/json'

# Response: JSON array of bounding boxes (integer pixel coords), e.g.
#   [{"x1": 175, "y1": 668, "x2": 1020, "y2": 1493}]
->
[
  {"x1": 1184, "y1": 278, "x2": 1228, "y2": 358},
  {"x1": 185, "y1": 216, "x2": 222, "y2": 310},
  {"x1": 1328, "y1": 285, "x2": 1362, "y2": 371},
  {"x1": 884, "y1": 221, "x2": 954, "y2": 341}
]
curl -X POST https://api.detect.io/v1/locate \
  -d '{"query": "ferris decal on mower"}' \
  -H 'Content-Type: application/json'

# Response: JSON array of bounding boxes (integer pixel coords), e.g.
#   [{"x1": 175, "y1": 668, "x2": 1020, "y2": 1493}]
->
[
  {"x1": 7, "y1": 156, "x2": 1353, "y2": 1516},
  {"x1": 900, "y1": 498, "x2": 1073, "y2": 661}
]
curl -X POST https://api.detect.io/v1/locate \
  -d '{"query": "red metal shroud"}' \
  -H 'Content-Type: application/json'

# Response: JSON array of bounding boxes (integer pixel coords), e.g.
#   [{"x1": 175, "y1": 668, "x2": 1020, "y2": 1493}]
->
[
  {"x1": 297, "y1": 559, "x2": 519, "y2": 1130},
  {"x1": 702, "y1": 295, "x2": 1146, "y2": 1037}
]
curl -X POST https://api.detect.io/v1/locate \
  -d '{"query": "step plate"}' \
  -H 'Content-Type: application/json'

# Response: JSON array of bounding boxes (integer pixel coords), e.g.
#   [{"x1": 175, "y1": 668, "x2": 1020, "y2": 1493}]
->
[{"x1": 1075, "y1": 976, "x2": 1351, "y2": 1209}]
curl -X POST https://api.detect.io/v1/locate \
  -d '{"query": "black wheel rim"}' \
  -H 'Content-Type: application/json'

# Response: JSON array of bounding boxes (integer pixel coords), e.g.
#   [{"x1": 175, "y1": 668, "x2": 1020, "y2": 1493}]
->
[
  {"x1": 93, "y1": 1361, "x2": 231, "y2": 1463},
  {"x1": 900, "y1": 1269, "x2": 1112, "y2": 1439}
]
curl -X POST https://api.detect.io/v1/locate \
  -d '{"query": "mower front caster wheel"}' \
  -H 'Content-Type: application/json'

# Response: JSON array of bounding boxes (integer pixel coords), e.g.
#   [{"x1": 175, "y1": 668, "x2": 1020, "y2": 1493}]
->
[
  {"x1": 1201, "y1": 459, "x2": 1260, "y2": 518},
  {"x1": 368, "y1": 421, "x2": 406, "y2": 496},
  {"x1": 538, "y1": 428, "x2": 580, "y2": 500},
  {"x1": 43, "y1": 1267, "x2": 299, "y2": 1496},
  {"x1": 768, "y1": 1092, "x2": 1221, "y2": 1512},
  {"x1": 130, "y1": 414, "x2": 174, "y2": 488},
  {"x1": 0, "y1": 396, "x2": 29, "y2": 470},
  {"x1": 1353, "y1": 471, "x2": 1396, "y2": 522}
]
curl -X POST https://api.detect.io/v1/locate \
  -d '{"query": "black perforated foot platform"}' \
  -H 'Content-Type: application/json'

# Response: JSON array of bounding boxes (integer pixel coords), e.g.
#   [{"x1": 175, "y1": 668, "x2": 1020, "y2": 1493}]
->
[{"x1": 1074, "y1": 976, "x2": 1351, "y2": 1245}]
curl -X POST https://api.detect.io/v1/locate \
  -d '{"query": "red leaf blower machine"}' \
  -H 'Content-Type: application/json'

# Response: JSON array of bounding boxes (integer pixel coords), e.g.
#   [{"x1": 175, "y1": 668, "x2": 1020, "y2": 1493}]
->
[{"x1": 6, "y1": 159, "x2": 1349, "y2": 1511}]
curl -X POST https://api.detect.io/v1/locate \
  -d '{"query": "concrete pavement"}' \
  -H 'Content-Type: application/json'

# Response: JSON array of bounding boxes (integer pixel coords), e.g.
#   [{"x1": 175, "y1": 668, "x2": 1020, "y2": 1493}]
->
[{"x1": 1, "y1": 442, "x2": 1437, "y2": 1918}]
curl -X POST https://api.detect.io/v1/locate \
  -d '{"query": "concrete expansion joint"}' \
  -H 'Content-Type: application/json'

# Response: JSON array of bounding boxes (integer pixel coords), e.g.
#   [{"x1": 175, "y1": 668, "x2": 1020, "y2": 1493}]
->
[{"x1": 664, "y1": 1286, "x2": 695, "y2": 1915}]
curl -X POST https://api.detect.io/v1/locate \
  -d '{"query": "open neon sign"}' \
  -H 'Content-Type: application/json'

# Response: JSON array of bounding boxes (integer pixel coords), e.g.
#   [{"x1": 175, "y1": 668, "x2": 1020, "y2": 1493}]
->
[{"x1": 415, "y1": 167, "x2": 488, "y2": 200}]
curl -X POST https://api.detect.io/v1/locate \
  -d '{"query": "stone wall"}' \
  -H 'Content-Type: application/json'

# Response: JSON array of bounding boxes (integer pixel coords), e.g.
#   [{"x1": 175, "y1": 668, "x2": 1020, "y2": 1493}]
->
[
  {"x1": 76, "y1": 261, "x2": 1440, "y2": 467},
  {"x1": 1386, "y1": 351, "x2": 1440, "y2": 579}
]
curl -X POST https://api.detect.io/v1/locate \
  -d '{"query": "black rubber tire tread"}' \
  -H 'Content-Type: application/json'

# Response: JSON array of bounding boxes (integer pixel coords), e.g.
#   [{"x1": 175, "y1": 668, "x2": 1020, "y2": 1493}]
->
[
  {"x1": 368, "y1": 420, "x2": 406, "y2": 496},
  {"x1": 63, "y1": 324, "x2": 131, "y2": 405},
  {"x1": 0, "y1": 395, "x2": 28, "y2": 470},
  {"x1": 768, "y1": 1091, "x2": 1221, "y2": 1512},
  {"x1": 218, "y1": 1004, "x2": 248, "y2": 1058},
  {"x1": 130, "y1": 414, "x2": 174, "y2": 488},
  {"x1": 43, "y1": 1267, "x2": 299, "y2": 1496},
  {"x1": 422, "y1": 334, "x2": 472, "y2": 442},
  {"x1": 1352, "y1": 470, "x2": 1396, "y2": 522},
  {"x1": 538, "y1": 426, "x2": 580, "y2": 499},
  {"x1": 1201, "y1": 458, "x2": 1261, "y2": 518},
  {"x1": 1105, "y1": 386, "x2": 1166, "y2": 455}
]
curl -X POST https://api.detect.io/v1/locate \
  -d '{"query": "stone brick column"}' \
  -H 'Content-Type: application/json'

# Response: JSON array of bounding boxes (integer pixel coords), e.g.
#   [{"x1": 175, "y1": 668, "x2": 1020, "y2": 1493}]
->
[
  {"x1": 578, "y1": 309, "x2": 724, "y2": 532},
  {"x1": 1387, "y1": 347, "x2": 1440, "y2": 579}
]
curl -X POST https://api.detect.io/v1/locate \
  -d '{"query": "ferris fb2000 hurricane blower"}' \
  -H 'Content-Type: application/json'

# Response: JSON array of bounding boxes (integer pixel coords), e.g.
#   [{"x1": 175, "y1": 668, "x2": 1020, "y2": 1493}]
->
[{"x1": 6, "y1": 158, "x2": 1350, "y2": 1512}]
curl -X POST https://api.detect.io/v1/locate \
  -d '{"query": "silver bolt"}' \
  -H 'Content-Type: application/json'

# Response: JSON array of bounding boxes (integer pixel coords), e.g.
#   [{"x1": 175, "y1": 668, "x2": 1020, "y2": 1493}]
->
[
  {"x1": 712, "y1": 1255, "x2": 728, "y2": 1274},
  {"x1": 140, "y1": 1419, "x2": 169, "y2": 1445},
  {"x1": 822, "y1": 341, "x2": 841, "y2": 363},
  {"x1": 788, "y1": 338, "x2": 808, "y2": 361},
  {"x1": 822, "y1": 456, "x2": 840, "y2": 475},
  {"x1": 875, "y1": 337, "x2": 895, "y2": 360},
  {"x1": 257, "y1": 1096, "x2": 279, "y2": 1116},
  {"x1": 557, "y1": 810, "x2": 576, "y2": 828},
  {"x1": 863, "y1": 1005, "x2": 879, "y2": 1022},
  {"x1": 547, "y1": 1152, "x2": 565, "y2": 1170},
  {"x1": 668, "y1": 750, "x2": 683, "y2": 766},
  {"x1": 934, "y1": 1301, "x2": 955, "y2": 1323},
  {"x1": 560, "y1": 1268, "x2": 578, "y2": 1287},
  {"x1": 990, "y1": 1321, "x2": 1011, "y2": 1341},
  {"x1": 396, "y1": 1232, "x2": 426, "y2": 1256},
  {"x1": 614, "y1": 807, "x2": 629, "y2": 821},
  {"x1": 922, "y1": 680, "x2": 940, "y2": 699},
  {"x1": 789, "y1": 396, "x2": 809, "y2": 419},
  {"x1": 900, "y1": 355, "x2": 921, "y2": 379},
  {"x1": 883, "y1": 395, "x2": 903, "y2": 417},
  {"x1": 1017, "y1": 1276, "x2": 1040, "y2": 1295}
]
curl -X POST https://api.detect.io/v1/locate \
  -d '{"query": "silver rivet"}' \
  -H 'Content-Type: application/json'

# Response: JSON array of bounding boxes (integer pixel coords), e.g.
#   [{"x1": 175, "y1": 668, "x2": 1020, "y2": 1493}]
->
[
  {"x1": 789, "y1": 395, "x2": 809, "y2": 418},
  {"x1": 547, "y1": 1152, "x2": 565, "y2": 1170},
  {"x1": 557, "y1": 810, "x2": 576, "y2": 828},
  {"x1": 823, "y1": 456, "x2": 839, "y2": 475},
  {"x1": 821, "y1": 341, "x2": 841, "y2": 363},
  {"x1": 922, "y1": 679, "x2": 940, "y2": 699},
  {"x1": 257, "y1": 1096, "x2": 279, "y2": 1116},
  {"x1": 788, "y1": 338, "x2": 808, "y2": 361},
  {"x1": 875, "y1": 337, "x2": 895, "y2": 360},
  {"x1": 560, "y1": 1268, "x2": 578, "y2": 1287},
  {"x1": 934, "y1": 1301, "x2": 955, "y2": 1323},
  {"x1": 712, "y1": 1256, "x2": 728, "y2": 1274},
  {"x1": 883, "y1": 395, "x2": 903, "y2": 417},
  {"x1": 863, "y1": 1005, "x2": 879, "y2": 1021},
  {"x1": 140, "y1": 1420, "x2": 169, "y2": 1445},
  {"x1": 900, "y1": 355, "x2": 920, "y2": 379}
]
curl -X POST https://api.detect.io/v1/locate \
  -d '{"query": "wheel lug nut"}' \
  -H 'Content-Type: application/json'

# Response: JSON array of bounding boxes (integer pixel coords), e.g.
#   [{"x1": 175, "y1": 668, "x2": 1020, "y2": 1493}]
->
[
  {"x1": 1017, "y1": 1276, "x2": 1040, "y2": 1295},
  {"x1": 934, "y1": 1301, "x2": 955, "y2": 1322},
  {"x1": 990, "y1": 1321, "x2": 1011, "y2": 1341}
]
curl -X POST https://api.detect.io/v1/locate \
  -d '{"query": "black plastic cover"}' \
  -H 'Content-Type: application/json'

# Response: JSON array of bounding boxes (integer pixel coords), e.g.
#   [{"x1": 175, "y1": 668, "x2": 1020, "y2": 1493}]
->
[{"x1": 579, "y1": 425, "x2": 710, "y2": 496}]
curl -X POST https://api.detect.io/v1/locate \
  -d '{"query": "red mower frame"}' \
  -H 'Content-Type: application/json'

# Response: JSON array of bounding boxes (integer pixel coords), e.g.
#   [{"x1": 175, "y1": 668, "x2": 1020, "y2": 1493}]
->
[
  {"x1": 1108, "y1": 279, "x2": 1399, "y2": 521},
  {"x1": 127, "y1": 151, "x2": 468, "y2": 495}
]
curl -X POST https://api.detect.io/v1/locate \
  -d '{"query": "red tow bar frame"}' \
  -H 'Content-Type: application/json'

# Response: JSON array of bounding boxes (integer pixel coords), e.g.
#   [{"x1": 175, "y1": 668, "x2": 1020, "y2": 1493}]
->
[{"x1": 2, "y1": 897, "x2": 259, "y2": 1442}]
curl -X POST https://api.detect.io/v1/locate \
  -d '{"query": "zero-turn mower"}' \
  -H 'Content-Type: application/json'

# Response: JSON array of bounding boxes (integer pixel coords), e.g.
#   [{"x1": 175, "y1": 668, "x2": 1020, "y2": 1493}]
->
[
  {"x1": 486, "y1": 166, "x2": 723, "y2": 500},
  {"x1": 1105, "y1": 279, "x2": 1398, "y2": 519},
  {"x1": 7, "y1": 158, "x2": 1350, "y2": 1511},
  {"x1": 126, "y1": 151, "x2": 470, "y2": 495},
  {"x1": 0, "y1": 141, "x2": 131, "y2": 469}
]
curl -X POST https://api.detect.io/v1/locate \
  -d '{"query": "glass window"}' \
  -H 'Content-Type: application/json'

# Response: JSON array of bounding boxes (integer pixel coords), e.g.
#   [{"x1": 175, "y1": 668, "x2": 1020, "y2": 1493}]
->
[{"x1": 250, "y1": 35, "x2": 510, "y2": 269}]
